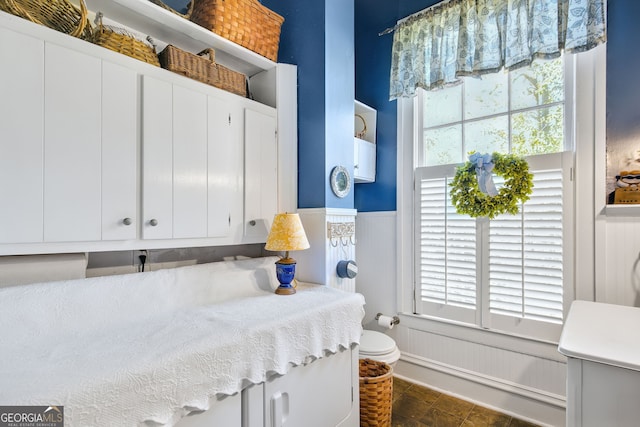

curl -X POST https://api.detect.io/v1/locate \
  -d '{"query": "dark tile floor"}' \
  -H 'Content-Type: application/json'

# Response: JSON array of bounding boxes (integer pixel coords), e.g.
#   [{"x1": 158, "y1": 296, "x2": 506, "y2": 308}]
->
[{"x1": 391, "y1": 377, "x2": 541, "y2": 427}]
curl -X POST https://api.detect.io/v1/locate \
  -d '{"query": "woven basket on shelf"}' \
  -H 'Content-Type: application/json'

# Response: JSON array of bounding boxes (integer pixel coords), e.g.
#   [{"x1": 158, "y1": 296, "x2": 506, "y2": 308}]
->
[
  {"x1": 0, "y1": 0, "x2": 92, "y2": 39},
  {"x1": 159, "y1": 45, "x2": 247, "y2": 97},
  {"x1": 359, "y1": 358, "x2": 393, "y2": 427},
  {"x1": 188, "y1": 0, "x2": 284, "y2": 62},
  {"x1": 90, "y1": 12, "x2": 160, "y2": 67}
]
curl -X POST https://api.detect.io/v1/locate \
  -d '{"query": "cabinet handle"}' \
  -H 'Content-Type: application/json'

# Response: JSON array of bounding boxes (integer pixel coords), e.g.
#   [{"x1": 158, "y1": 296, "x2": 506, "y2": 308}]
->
[
  {"x1": 149, "y1": 219, "x2": 159, "y2": 227},
  {"x1": 354, "y1": 164, "x2": 359, "y2": 169},
  {"x1": 271, "y1": 391, "x2": 289, "y2": 427},
  {"x1": 249, "y1": 220, "x2": 256, "y2": 226},
  {"x1": 122, "y1": 217, "x2": 132, "y2": 226}
]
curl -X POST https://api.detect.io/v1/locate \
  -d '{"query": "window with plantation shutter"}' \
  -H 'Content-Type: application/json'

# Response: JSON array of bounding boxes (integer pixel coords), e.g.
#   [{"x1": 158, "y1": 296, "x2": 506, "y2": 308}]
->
[
  {"x1": 415, "y1": 154, "x2": 571, "y2": 340},
  {"x1": 411, "y1": 53, "x2": 576, "y2": 341}
]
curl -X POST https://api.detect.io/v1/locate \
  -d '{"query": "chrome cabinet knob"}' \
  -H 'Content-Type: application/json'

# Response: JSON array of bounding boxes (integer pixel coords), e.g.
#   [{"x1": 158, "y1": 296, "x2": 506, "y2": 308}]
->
[
  {"x1": 149, "y1": 219, "x2": 158, "y2": 227},
  {"x1": 122, "y1": 217, "x2": 132, "y2": 226},
  {"x1": 249, "y1": 220, "x2": 256, "y2": 226}
]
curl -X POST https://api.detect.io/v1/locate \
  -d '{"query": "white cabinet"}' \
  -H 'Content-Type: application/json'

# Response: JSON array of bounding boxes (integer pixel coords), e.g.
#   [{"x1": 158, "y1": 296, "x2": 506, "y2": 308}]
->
[
  {"x1": 44, "y1": 43, "x2": 102, "y2": 242},
  {"x1": 262, "y1": 349, "x2": 356, "y2": 427},
  {"x1": 173, "y1": 85, "x2": 209, "y2": 239},
  {"x1": 354, "y1": 100, "x2": 376, "y2": 183},
  {"x1": 141, "y1": 75, "x2": 174, "y2": 239},
  {"x1": 141, "y1": 74, "x2": 251, "y2": 242},
  {"x1": 354, "y1": 139, "x2": 376, "y2": 183},
  {"x1": 244, "y1": 108, "x2": 278, "y2": 241},
  {"x1": 0, "y1": 28, "x2": 44, "y2": 244},
  {"x1": 175, "y1": 393, "x2": 242, "y2": 427},
  {"x1": 141, "y1": 77, "x2": 215, "y2": 240},
  {"x1": 0, "y1": 8, "x2": 294, "y2": 254},
  {"x1": 0, "y1": 28, "x2": 137, "y2": 244},
  {"x1": 208, "y1": 96, "x2": 243, "y2": 238},
  {"x1": 101, "y1": 61, "x2": 138, "y2": 241},
  {"x1": 559, "y1": 301, "x2": 640, "y2": 427}
]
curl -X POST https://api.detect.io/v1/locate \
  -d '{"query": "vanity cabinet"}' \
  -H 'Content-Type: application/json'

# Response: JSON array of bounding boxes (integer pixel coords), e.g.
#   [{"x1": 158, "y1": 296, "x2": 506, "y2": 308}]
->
[{"x1": 0, "y1": 28, "x2": 137, "y2": 244}]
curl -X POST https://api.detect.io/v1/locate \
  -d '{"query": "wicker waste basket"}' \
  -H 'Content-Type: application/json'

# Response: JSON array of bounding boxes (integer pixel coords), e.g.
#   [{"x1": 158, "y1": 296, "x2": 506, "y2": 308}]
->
[{"x1": 359, "y1": 358, "x2": 393, "y2": 427}]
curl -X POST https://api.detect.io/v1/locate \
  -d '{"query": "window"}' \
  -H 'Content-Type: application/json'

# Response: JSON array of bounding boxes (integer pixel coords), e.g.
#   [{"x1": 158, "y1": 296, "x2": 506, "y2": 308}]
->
[{"x1": 412, "y1": 56, "x2": 574, "y2": 341}]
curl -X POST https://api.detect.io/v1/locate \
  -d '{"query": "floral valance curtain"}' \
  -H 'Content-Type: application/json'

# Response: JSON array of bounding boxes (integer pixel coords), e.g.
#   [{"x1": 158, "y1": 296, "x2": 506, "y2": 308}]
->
[{"x1": 389, "y1": 0, "x2": 606, "y2": 99}]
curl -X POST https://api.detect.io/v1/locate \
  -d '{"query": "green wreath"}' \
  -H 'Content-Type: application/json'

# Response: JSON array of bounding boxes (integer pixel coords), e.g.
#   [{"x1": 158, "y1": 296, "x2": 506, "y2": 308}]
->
[{"x1": 449, "y1": 152, "x2": 533, "y2": 219}]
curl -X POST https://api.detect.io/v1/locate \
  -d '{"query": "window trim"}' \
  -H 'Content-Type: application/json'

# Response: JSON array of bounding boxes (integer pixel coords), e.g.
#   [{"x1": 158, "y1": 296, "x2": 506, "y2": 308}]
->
[{"x1": 396, "y1": 45, "x2": 606, "y2": 344}]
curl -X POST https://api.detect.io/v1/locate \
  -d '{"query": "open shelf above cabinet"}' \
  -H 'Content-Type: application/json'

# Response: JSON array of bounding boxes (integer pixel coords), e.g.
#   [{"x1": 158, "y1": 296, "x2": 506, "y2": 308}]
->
[
  {"x1": 604, "y1": 204, "x2": 640, "y2": 217},
  {"x1": 84, "y1": 0, "x2": 276, "y2": 77}
]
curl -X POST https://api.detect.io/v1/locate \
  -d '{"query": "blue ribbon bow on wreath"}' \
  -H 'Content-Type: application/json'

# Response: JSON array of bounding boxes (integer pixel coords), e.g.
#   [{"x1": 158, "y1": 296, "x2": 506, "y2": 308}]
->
[{"x1": 469, "y1": 153, "x2": 498, "y2": 196}]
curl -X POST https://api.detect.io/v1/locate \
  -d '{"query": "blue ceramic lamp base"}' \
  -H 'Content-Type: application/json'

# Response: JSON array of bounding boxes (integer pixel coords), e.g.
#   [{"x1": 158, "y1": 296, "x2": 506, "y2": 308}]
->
[{"x1": 274, "y1": 257, "x2": 297, "y2": 295}]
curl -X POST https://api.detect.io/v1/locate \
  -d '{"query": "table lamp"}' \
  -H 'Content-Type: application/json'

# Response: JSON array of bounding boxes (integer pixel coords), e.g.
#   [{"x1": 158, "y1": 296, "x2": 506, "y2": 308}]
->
[{"x1": 265, "y1": 213, "x2": 310, "y2": 295}]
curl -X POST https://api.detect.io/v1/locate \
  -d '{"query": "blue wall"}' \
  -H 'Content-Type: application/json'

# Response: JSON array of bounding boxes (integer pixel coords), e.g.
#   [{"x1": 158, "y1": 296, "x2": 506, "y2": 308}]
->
[
  {"x1": 352, "y1": 0, "x2": 441, "y2": 212},
  {"x1": 263, "y1": 0, "x2": 354, "y2": 209},
  {"x1": 204, "y1": 0, "x2": 635, "y2": 212}
]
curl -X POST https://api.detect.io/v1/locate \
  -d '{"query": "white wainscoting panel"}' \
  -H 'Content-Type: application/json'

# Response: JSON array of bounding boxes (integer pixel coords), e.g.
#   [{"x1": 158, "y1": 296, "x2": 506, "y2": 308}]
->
[
  {"x1": 355, "y1": 212, "x2": 397, "y2": 326},
  {"x1": 296, "y1": 208, "x2": 357, "y2": 292},
  {"x1": 602, "y1": 216, "x2": 640, "y2": 306},
  {"x1": 403, "y1": 328, "x2": 566, "y2": 398}
]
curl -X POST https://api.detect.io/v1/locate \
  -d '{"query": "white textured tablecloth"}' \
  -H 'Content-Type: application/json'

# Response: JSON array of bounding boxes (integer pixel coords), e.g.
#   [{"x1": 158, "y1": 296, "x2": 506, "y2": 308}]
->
[{"x1": 0, "y1": 257, "x2": 365, "y2": 426}]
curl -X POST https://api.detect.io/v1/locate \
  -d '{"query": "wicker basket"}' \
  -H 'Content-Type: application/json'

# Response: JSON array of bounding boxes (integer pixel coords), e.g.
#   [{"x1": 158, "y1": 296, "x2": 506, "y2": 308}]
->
[
  {"x1": 90, "y1": 12, "x2": 160, "y2": 67},
  {"x1": 159, "y1": 45, "x2": 247, "y2": 97},
  {"x1": 0, "y1": 0, "x2": 92, "y2": 39},
  {"x1": 188, "y1": 0, "x2": 284, "y2": 62},
  {"x1": 359, "y1": 358, "x2": 393, "y2": 427}
]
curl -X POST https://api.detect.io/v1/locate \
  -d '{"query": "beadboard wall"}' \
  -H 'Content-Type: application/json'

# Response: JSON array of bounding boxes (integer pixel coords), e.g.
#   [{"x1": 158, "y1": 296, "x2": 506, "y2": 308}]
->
[
  {"x1": 295, "y1": 208, "x2": 357, "y2": 293},
  {"x1": 600, "y1": 216, "x2": 640, "y2": 305},
  {"x1": 354, "y1": 211, "x2": 397, "y2": 326}
]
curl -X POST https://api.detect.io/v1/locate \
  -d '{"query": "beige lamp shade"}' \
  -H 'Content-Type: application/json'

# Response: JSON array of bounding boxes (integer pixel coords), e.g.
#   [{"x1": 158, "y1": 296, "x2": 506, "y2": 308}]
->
[{"x1": 265, "y1": 213, "x2": 310, "y2": 252}]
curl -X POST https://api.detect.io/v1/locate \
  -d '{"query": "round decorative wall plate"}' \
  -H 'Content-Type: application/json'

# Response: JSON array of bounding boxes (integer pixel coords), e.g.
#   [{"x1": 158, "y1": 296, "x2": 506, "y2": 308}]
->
[{"x1": 330, "y1": 166, "x2": 351, "y2": 198}]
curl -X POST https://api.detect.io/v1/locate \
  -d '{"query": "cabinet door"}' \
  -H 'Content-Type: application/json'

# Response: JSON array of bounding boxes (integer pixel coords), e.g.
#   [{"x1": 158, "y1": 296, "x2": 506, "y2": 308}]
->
[
  {"x1": 354, "y1": 139, "x2": 376, "y2": 183},
  {"x1": 244, "y1": 108, "x2": 277, "y2": 241},
  {"x1": 264, "y1": 350, "x2": 354, "y2": 427},
  {"x1": 141, "y1": 75, "x2": 173, "y2": 239},
  {"x1": 173, "y1": 84, "x2": 208, "y2": 239},
  {"x1": 0, "y1": 28, "x2": 44, "y2": 243},
  {"x1": 208, "y1": 96, "x2": 243, "y2": 238},
  {"x1": 44, "y1": 43, "x2": 101, "y2": 242},
  {"x1": 102, "y1": 61, "x2": 138, "y2": 240}
]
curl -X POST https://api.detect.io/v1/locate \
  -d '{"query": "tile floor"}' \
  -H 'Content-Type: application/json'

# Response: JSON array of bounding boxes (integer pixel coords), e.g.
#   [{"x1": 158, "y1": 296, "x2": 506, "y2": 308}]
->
[{"x1": 391, "y1": 377, "x2": 541, "y2": 427}]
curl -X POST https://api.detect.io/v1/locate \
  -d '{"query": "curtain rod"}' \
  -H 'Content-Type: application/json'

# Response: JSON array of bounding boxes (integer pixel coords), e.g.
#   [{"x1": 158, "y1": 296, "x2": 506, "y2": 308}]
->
[{"x1": 378, "y1": 0, "x2": 453, "y2": 36}]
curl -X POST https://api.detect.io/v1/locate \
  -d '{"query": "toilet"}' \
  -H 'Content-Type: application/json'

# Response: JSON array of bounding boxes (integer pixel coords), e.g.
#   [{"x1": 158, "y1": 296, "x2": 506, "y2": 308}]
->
[{"x1": 359, "y1": 330, "x2": 401, "y2": 368}]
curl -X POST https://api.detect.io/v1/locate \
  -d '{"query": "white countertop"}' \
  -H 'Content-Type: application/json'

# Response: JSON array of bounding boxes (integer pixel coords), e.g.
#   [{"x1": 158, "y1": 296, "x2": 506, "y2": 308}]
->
[{"x1": 558, "y1": 300, "x2": 640, "y2": 371}]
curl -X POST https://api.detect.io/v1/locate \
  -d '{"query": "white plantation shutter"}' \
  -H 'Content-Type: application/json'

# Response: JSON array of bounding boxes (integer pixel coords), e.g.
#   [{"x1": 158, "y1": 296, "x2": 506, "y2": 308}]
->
[
  {"x1": 415, "y1": 153, "x2": 572, "y2": 339},
  {"x1": 489, "y1": 170, "x2": 564, "y2": 322},
  {"x1": 484, "y1": 152, "x2": 571, "y2": 339},
  {"x1": 415, "y1": 166, "x2": 477, "y2": 323}
]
